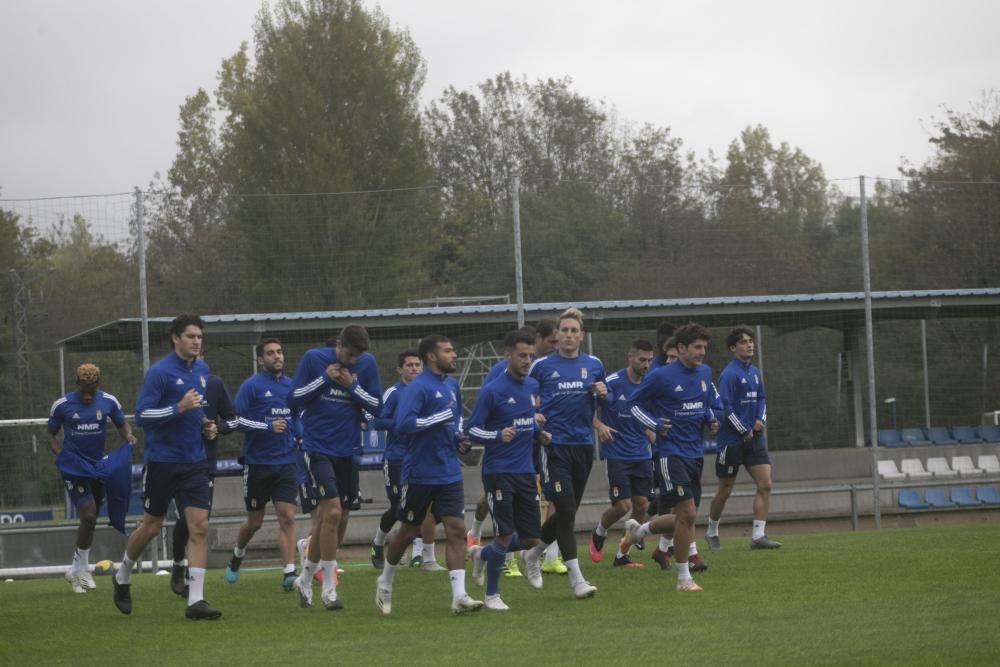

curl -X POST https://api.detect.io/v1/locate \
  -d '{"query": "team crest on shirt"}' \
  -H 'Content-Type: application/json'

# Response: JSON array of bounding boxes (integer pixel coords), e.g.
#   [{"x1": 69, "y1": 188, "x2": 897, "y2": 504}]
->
[
  {"x1": 200, "y1": 376, "x2": 207, "y2": 388},
  {"x1": 700, "y1": 380, "x2": 707, "y2": 392},
  {"x1": 581, "y1": 368, "x2": 588, "y2": 379},
  {"x1": 96, "y1": 409, "x2": 102, "y2": 420}
]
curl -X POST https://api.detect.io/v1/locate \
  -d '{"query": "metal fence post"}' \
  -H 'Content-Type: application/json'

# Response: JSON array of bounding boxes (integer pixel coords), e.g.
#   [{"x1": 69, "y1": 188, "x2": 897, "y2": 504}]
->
[
  {"x1": 512, "y1": 175, "x2": 525, "y2": 328},
  {"x1": 860, "y1": 176, "x2": 881, "y2": 529},
  {"x1": 135, "y1": 188, "x2": 150, "y2": 372}
]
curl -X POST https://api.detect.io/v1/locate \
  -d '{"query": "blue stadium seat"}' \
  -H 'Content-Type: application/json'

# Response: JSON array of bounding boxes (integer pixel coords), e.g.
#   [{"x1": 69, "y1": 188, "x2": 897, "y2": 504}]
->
[
  {"x1": 925, "y1": 487, "x2": 955, "y2": 507},
  {"x1": 951, "y1": 426, "x2": 984, "y2": 444},
  {"x1": 877, "y1": 429, "x2": 905, "y2": 447},
  {"x1": 976, "y1": 486, "x2": 1000, "y2": 506},
  {"x1": 900, "y1": 428, "x2": 932, "y2": 446},
  {"x1": 898, "y1": 489, "x2": 929, "y2": 509},
  {"x1": 951, "y1": 487, "x2": 982, "y2": 507},
  {"x1": 926, "y1": 427, "x2": 958, "y2": 445},
  {"x1": 977, "y1": 425, "x2": 1000, "y2": 444}
]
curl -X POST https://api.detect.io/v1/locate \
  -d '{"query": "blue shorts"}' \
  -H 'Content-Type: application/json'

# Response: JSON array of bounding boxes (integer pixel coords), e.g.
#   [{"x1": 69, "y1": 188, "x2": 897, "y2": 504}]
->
[
  {"x1": 243, "y1": 463, "x2": 298, "y2": 511},
  {"x1": 383, "y1": 459, "x2": 404, "y2": 510},
  {"x1": 398, "y1": 480, "x2": 465, "y2": 526},
  {"x1": 304, "y1": 452, "x2": 361, "y2": 510},
  {"x1": 605, "y1": 459, "x2": 655, "y2": 503},
  {"x1": 715, "y1": 433, "x2": 771, "y2": 478},
  {"x1": 656, "y1": 455, "x2": 703, "y2": 507},
  {"x1": 62, "y1": 474, "x2": 105, "y2": 510},
  {"x1": 540, "y1": 444, "x2": 593, "y2": 504},
  {"x1": 142, "y1": 461, "x2": 213, "y2": 517},
  {"x1": 484, "y1": 473, "x2": 541, "y2": 539}
]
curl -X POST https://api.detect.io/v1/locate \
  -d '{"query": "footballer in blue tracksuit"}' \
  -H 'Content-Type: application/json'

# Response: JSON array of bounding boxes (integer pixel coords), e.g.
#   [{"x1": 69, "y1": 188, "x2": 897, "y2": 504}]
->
[
  {"x1": 375, "y1": 335, "x2": 483, "y2": 616},
  {"x1": 289, "y1": 325, "x2": 381, "y2": 610},
  {"x1": 627, "y1": 323, "x2": 721, "y2": 591},
  {"x1": 706, "y1": 326, "x2": 781, "y2": 550},
  {"x1": 523, "y1": 308, "x2": 608, "y2": 599},
  {"x1": 467, "y1": 329, "x2": 550, "y2": 607},
  {"x1": 47, "y1": 363, "x2": 135, "y2": 593},
  {"x1": 224, "y1": 338, "x2": 302, "y2": 588},
  {"x1": 114, "y1": 314, "x2": 222, "y2": 620},
  {"x1": 588, "y1": 340, "x2": 656, "y2": 567}
]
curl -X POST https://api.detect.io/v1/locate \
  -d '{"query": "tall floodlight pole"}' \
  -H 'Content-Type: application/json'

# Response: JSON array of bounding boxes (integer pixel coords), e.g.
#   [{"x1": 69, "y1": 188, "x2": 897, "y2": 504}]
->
[
  {"x1": 512, "y1": 175, "x2": 525, "y2": 327},
  {"x1": 135, "y1": 188, "x2": 150, "y2": 372},
  {"x1": 860, "y1": 176, "x2": 881, "y2": 529}
]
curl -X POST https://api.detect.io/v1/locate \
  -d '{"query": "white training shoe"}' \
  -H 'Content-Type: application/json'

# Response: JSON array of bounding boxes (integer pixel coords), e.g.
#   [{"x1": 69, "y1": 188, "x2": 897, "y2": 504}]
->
[
  {"x1": 375, "y1": 579, "x2": 393, "y2": 615},
  {"x1": 321, "y1": 587, "x2": 343, "y2": 611},
  {"x1": 420, "y1": 560, "x2": 447, "y2": 573},
  {"x1": 470, "y1": 546, "x2": 485, "y2": 587},
  {"x1": 79, "y1": 570, "x2": 97, "y2": 590},
  {"x1": 451, "y1": 594, "x2": 484, "y2": 614},
  {"x1": 522, "y1": 549, "x2": 543, "y2": 589},
  {"x1": 676, "y1": 578, "x2": 703, "y2": 592},
  {"x1": 624, "y1": 519, "x2": 644, "y2": 546},
  {"x1": 484, "y1": 594, "x2": 509, "y2": 611},
  {"x1": 293, "y1": 573, "x2": 314, "y2": 608},
  {"x1": 65, "y1": 569, "x2": 86, "y2": 594},
  {"x1": 573, "y1": 580, "x2": 598, "y2": 599}
]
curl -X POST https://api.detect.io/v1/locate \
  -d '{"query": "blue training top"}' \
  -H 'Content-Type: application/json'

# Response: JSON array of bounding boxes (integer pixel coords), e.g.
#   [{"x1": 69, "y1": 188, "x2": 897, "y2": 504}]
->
[
  {"x1": 630, "y1": 361, "x2": 721, "y2": 459},
  {"x1": 529, "y1": 351, "x2": 612, "y2": 446},
  {"x1": 135, "y1": 352, "x2": 211, "y2": 464},
  {"x1": 716, "y1": 358, "x2": 767, "y2": 446},
  {"x1": 234, "y1": 371, "x2": 297, "y2": 465},
  {"x1": 48, "y1": 389, "x2": 126, "y2": 467},
  {"x1": 467, "y1": 370, "x2": 541, "y2": 475},
  {"x1": 394, "y1": 368, "x2": 463, "y2": 486},
  {"x1": 369, "y1": 381, "x2": 411, "y2": 463},
  {"x1": 600, "y1": 368, "x2": 652, "y2": 461}
]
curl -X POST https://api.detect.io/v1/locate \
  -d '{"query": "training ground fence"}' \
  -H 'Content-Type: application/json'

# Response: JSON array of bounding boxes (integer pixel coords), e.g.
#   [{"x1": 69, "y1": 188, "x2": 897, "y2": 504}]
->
[{"x1": 2, "y1": 176, "x2": 1000, "y2": 520}]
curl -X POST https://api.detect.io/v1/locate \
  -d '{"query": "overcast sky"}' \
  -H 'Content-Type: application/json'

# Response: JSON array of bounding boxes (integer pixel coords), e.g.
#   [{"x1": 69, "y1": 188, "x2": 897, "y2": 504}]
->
[{"x1": 1, "y1": 0, "x2": 998, "y2": 200}]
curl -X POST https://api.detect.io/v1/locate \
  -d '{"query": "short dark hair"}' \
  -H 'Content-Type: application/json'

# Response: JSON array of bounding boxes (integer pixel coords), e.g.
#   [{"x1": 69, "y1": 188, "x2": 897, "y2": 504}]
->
[
  {"x1": 397, "y1": 350, "x2": 419, "y2": 367},
  {"x1": 673, "y1": 322, "x2": 710, "y2": 347},
  {"x1": 418, "y1": 334, "x2": 451, "y2": 363},
  {"x1": 505, "y1": 329, "x2": 537, "y2": 350},
  {"x1": 726, "y1": 325, "x2": 755, "y2": 348},
  {"x1": 663, "y1": 335, "x2": 678, "y2": 352},
  {"x1": 325, "y1": 336, "x2": 338, "y2": 348},
  {"x1": 339, "y1": 324, "x2": 370, "y2": 352},
  {"x1": 170, "y1": 314, "x2": 204, "y2": 337},
  {"x1": 256, "y1": 337, "x2": 282, "y2": 358},
  {"x1": 535, "y1": 318, "x2": 558, "y2": 339},
  {"x1": 630, "y1": 339, "x2": 654, "y2": 353}
]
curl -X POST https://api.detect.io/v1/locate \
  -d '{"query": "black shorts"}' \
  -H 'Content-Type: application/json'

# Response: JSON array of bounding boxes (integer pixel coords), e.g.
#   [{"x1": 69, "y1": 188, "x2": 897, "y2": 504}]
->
[
  {"x1": 540, "y1": 444, "x2": 593, "y2": 505},
  {"x1": 383, "y1": 459, "x2": 404, "y2": 510},
  {"x1": 715, "y1": 433, "x2": 771, "y2": 478},
  {"x1": 604, "y1": 459, "x2": 655, "y2": 503},
  {"x1": 62, "y1": 474, "x2": 105, "y2": 510},
  {"x1": 398, "y1": 480, "x2": 465, "y2": 526},
  {"x1": 656, "y1": 455, "x2": 703, "y2": 507},
  {"x1": 243, "y1": 463, "x2": 298, "y2": 511},
  {"x1": 142, "y1": 461, "x2": 212, "y2": 517},
  {"x1": 304, "y1": 452, "x2": 361, "y2": 510},
  {"x1": 484, "y1": 472, "x2": 541, "y2": 539}
]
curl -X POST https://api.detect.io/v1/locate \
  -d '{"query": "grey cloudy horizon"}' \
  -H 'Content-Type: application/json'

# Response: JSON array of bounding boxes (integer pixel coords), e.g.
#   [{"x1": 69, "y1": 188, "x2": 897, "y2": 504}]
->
[{"x1": 1, "y1": 0, "x2": 998, "y2": 201}]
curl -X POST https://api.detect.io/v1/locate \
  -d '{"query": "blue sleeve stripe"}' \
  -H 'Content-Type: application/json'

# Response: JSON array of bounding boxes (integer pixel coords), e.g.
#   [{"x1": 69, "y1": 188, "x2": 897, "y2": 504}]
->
[{"x1": 293, "y1": 376, "x2": 325, "y2": 397}]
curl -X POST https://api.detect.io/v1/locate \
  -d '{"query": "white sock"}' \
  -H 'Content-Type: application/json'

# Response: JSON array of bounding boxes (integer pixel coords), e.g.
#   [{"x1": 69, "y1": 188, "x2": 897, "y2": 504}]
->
[
  {"x1": 74, "y1": 547, "x2": 90, "y2": 570},
  {"x1": 423, "y1": 541, "x2": 435, "y2": 561},
  {"x1": 234, "y1": 545, "x2": 246, "y2": 558},
  {"x1": 707, "y1": 518, "x2": 720, "y2": 537},
  {"x1": 412, "y1": 537, "x2": 424, "y2": 560},
  {"x1": 636, "y1": 522, "x2": 652, "y2": 539},
  {"x1": 753, "y1": 520, "x2": 766, "y2": 540},
  {"x1": 449, "y1": 569, "x2": 468, "y2": 600},
  {"x1": 564, "y1": 558, "x2": 584, "y2": 587},
  {"x1": 116, "y1": 553, "x2": 134, "y2": 584},
  {"x1": 676, "y1": 561, "x2": 691, "y2": 581},
  {"x1": 544, "y1": 542, "x2": 559, "y2": 562},
  {"x1": 615, "y1": 544, "x2": 628, "y2": 559},
  {"x1": 660, "y1": 536, "x2": 673, "y2": 551},
  {"x1": 319, "y1": 560, "x2": 336, "y2": 592},
  {"x1": 381, "y1": 561, "x2": 397, "y2": 588},
  {"x1": 595, "y1": 524, "x2": 608, "y2": 537},
  {"x1": 374, "y1": 528, "x2": 387, "y2": 546},
  {"x1": 187, "y1": 567, "x2": 206, "y2": 604},
  {"x1": 302, "y1": 558, "x2": 317, "y2": 580},
  {"x1": 283, "y1": 563, "x2": 295, "y2": 574},
  {"x1": 688, "y1": 542, "x2": 698, "y2": 557},
  {"x1": 471, "y1": 518, "x2": 484, "y2": 539}
]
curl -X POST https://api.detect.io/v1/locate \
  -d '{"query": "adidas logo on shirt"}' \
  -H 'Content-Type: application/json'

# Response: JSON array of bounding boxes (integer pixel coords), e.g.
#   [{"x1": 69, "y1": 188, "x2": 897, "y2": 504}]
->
[
  {"x1": 741, "y1": 378, "x2": 748, "y2": 384},
  {"x1": 72, "y1": 413, "x2": 80, "y2": 419},
  {"x1": 551, "y1": 371, "x2": 561, "y2": 379},
  {"x1": 264, "y1": 390, "x2": 272, "y2": 397},
  {"x1": 618, "y1": 395, "x2": 626, "y2": 401},
  {"x1": 674, "y1": 385, "x2": 683, "y2": 392},
  {"x1": 507, "y1": 397, "x2": 516, "y2": 404},
  {"x1": 435, "y1": 391, "x2": 443, "y2": 398},
  {"x1": 176, "y1": 378, "x2": 184, "y2": 385}
]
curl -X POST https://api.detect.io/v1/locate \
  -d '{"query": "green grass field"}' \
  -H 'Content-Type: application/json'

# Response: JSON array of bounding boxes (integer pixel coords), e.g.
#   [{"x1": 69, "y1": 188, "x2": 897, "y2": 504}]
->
[{"x1": 2, "y1": 522, "x2": 999, "y2": 666}]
